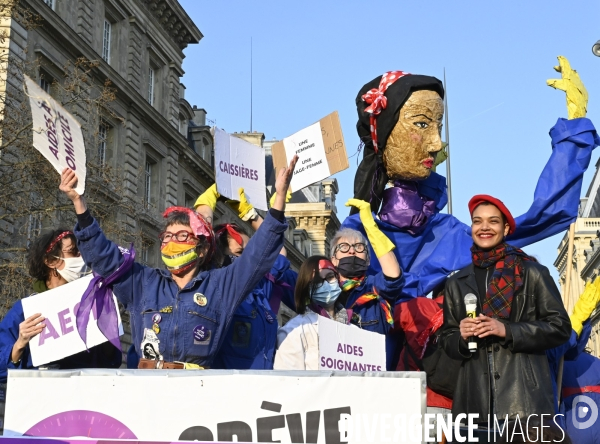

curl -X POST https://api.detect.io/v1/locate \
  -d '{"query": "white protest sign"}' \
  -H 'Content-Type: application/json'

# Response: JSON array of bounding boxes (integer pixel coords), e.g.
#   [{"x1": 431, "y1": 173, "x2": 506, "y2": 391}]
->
[
  {"x1": 318, "y1": 316, "x2": 386, "y2": 372},
  {"x1": 283, "y1": 122, "x2": 331, "y2": 191},
  {"x1": 25, "y1": 75, "x2": 86, "y2": 194},
  {"x1": 21, "y1": 274, "x2": 123, "y2": 367},
  {"x1": 214, "y1": 128, "x2": 267, "y2": 211},
  {"x1": 5, "y1": 370, "x2": 425, "y2": 443}
]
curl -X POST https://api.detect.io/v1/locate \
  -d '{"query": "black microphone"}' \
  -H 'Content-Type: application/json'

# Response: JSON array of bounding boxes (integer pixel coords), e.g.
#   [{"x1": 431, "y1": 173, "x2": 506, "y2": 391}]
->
[{"x1": 464, "y1": 293, "x2": 478, "y2": 352}]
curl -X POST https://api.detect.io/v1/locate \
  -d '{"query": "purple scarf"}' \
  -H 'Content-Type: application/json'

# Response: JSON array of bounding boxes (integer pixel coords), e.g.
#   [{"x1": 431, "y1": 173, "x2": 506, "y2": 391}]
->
[
  {"x1": 379, "y1": 180, "x2": 436, "y2": 234},
  {"x1": 76, "y1": 245, "x2": 135, "y2": 350}
]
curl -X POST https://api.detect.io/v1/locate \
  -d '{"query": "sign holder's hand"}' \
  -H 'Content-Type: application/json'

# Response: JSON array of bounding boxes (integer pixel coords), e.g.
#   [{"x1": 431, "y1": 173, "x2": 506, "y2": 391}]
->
[
  {"x1": 11, "y1": 313, "x2": 46, "y2": 364},
  {"x1": 547, "y1": 56, "x2": 588, "y2": 119},
  {"x1": 272, "y1": 155, "x2": 298, "y2": 212},
  {"x1": 194, "y1": 184, "x2": 220, "y2": 212},
  {"x1": 227, "y1": 188, "x2": 258, "y2": 221},
  {"x1": 60, "y1": 168, "x2": 87, "y2": 214}
]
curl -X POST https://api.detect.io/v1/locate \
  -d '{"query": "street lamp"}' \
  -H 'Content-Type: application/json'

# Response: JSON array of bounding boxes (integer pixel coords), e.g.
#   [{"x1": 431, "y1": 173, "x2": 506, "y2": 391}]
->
[{"x1": 593, "y1": 40, "x2": 600, "y2": 57}]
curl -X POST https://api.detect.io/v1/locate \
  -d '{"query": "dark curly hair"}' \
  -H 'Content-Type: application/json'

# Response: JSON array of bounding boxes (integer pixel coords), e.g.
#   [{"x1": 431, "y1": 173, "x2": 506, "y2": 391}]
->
[
  {"x1": 163, "y1": 211, "x2": 222, "y2": 270},
  {"x1": 27, "y1": 228, "x2": 77, "y2": 283}
]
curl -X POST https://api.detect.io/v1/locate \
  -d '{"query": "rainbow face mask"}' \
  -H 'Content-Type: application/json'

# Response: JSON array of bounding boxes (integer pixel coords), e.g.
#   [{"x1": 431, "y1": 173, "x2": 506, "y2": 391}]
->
[{"x1": 161, "y1": 241, "x2": 199, "y2": 275}]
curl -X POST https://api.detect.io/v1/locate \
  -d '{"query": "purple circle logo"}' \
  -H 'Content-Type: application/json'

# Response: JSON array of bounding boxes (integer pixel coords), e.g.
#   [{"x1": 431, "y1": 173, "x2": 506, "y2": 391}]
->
[
  {"x1": 193, "y1": 324, "x2": 206, "y2": 341},
  {"x1": 25, "y1": 410, "x2": 136, "y2": 439}
]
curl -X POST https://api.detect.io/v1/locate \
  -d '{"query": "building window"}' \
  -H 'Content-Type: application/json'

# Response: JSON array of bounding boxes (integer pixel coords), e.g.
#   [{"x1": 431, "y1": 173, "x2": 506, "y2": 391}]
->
[
  {"x1": 102, "y1": 19, "x2": 111, "y2": 63},
  {"x1": 40, "y1": 77, "x2": 51, "y2": 94},
  {"x1": 97, "y1": 123, "x2": 108, "y2": 167},
  {"x1": 141, "y1": 244, "x2": 149, "y2": 265},
  {"x1": 43, "y1": 0, "x2": 54, "y2": 8},
  {"x1": 147, "y1": 68, "x2": 155, "y2": 105},
  {"x1": 27, "y1": 213, "x2": 42, "y2": 246},
  {"x1": 144, "y1": 161, "x2": 152, "y2": 209}
]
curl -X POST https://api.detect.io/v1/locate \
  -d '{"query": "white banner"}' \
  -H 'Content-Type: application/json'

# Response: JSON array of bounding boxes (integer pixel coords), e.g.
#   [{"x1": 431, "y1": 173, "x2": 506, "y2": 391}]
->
[
  {"x1": 214, "y1": 128, "x2": 267, "y2": 211},
  {"x1": 21, "y1": 275, "x2": 123, "y2": 366},
  {"x1": 25, "y1": 75, "x2": 86, "y2": 194},
  {"x1": 283, "y1": 122, "x2": 331, "y2": 191},
  {"x1": 5, "y1": 370, "x2": 425, "y2": 443},
  {"x1": 318, "y1": 316, "x2": 386, "y2": 372}
]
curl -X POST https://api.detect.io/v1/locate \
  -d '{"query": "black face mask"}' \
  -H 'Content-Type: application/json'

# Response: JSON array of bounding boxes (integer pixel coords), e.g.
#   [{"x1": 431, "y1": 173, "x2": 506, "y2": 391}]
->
[{"x1": 336, "y1": 256, "x2": 369, "y2": 279}]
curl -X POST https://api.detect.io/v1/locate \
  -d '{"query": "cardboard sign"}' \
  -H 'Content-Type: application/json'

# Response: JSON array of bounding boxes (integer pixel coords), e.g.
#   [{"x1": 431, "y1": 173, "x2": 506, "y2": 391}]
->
[
  {"x1": 5, "y1": 369, "x2": 425, "y2": 443},
  {"x1": 271, "y1": 111, "x2": 348, "y2": 191},
  {"x1": 24, "y1": 75, "x2": 86, "y2": 194},
  {"x1": 318, "y1": 316, "x2": 386, "y2": 372},
  {"x1": 214, "y1": 128, "x2": 268, "y2": 211},
  {"x1": 21, "y1": 275, "x2": 123, "y2": 367}
]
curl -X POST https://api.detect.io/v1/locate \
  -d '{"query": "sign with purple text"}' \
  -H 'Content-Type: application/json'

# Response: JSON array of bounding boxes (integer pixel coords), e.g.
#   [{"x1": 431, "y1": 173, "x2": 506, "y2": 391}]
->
[
  {"x1": 5, "y1": 370, "x2": 425, "y2": 443},
  {"x1": 24, "y1": 75, "x2": 86, "y2": 194},
  {"x1": 21, "y1": 275, "x2": 123, "y2": 366},
  {"x1": 318, "y1": 316, "x2": 386, "y2": 372},
  {"x1": 214, "y1": 127, "x2": 267, "y2": 211}
]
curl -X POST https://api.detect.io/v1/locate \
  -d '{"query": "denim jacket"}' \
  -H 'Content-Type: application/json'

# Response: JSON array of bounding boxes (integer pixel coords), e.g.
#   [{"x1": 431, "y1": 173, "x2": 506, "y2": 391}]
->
[{"x1": 74, "y1": 211, "x2": 287, "y2": 367}]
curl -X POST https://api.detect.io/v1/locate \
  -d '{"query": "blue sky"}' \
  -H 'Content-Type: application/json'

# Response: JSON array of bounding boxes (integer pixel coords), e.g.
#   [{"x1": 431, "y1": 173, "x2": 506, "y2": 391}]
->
[{"x1": 179, "y1": 0, "x2": 600, "y2": 281}]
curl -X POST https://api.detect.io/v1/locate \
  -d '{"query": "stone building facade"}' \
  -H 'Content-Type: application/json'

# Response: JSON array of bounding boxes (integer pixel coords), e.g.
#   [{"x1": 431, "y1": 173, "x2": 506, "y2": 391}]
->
[
  {"x1": 0, "y1": 0, "x2": 327, "y2": 370},
  {"x1": 555, "y1": 158, "x2": 600, "y2": 357}
]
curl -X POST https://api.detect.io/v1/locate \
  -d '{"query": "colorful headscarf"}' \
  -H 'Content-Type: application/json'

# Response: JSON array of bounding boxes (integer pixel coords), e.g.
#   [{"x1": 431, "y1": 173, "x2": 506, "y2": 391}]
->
[
  {"x1": 361, "y1": 71, "x2": 410, "y2": 154},
  {"x1": 215, "y1": 223, "x2": 243, "y2": 247},
  {"x1": 162, "y1": 206, "x2": 215, "y2": 266}
]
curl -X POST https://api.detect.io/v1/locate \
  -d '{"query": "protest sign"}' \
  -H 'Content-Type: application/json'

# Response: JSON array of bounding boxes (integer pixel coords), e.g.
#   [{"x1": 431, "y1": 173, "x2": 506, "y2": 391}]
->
[
  {"x1": 5, "y1": 369, "x2": 425, "y2": 443},
  {"x1": 24, "y1": 75, "x2": 86, "y2": 194},
  {"x1": 318, "y1": 316, "x2": 386, "y2": 372},
  {"x1": 21, "y1": 275, "x2": 123, "y2": 366},
  {"x1": 271, "y1": 111, "x2": 348, "y2": 191},
  {"x1": 214, "y1": 128, "x2": 267, "y2": 211}
]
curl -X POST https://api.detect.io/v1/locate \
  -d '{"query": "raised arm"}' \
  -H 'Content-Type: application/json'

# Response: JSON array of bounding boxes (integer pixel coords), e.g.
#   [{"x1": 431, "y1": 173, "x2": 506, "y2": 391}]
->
[
  {"x1": 345, "y1": 199, "x2": 401, "y2": 279},
  {"x1": 219, "y1": 156, "x2": 298, "y2": 309},
  {"x1": 59, "y1": 168, "x2": 139, "y2": 308}
]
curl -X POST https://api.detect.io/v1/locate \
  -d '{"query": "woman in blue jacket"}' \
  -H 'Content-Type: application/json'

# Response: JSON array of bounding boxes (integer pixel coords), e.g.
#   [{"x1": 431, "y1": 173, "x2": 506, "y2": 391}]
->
[
  {"x1": 211, "y1": 220, "x2": 297, "y2": 369},
  {"x1": 0, "y1": 229, "x2": 121, "y2": 382},
  {"x1": 58, "y1": 155, "x2": 297, "y2": 369}
]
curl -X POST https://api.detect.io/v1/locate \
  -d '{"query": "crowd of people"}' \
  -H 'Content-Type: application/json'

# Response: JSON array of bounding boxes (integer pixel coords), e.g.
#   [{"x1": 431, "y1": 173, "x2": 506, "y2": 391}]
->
[
  {"x1": 2, "y1": 166, "x2": 599, "y2": 441},
  {"x1": 2, "y1": 60, "x2": 600, "y2": 443}
]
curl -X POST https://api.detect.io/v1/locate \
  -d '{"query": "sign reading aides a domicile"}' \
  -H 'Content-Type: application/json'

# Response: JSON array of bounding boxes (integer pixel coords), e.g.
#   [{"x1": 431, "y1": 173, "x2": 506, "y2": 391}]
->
[
  {"x1": 21, "y1": 275, "x2": 124, "y2": 367},
  {"x1": 25, "y1": 75, "x2": 86, "y2": 194},
  {"x1": 318, "y1": 316, "x2": 386, "y2": 372},
  {"x1": 271, "y1": 111, "x2": 349, "y2": 192},
  {"x1": 214, "y1": 127, "x2": 268, "y2": 211}
]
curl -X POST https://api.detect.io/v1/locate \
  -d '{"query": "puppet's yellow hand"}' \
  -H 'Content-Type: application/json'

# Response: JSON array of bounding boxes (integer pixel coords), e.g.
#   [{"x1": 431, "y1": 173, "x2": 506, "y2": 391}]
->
[{"x1": 546, "y1": 56, "x2": 588, "y2": 119}]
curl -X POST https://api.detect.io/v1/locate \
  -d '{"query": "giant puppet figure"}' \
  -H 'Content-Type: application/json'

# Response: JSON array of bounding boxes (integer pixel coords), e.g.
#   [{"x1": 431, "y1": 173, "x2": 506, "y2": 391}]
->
[{"x1": 343, "y1": 57, "x2": 600, "y2": 299}]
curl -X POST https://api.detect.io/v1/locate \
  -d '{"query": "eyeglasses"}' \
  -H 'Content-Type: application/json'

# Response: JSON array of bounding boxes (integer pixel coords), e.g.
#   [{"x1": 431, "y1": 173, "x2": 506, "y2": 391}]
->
[
  {"x1": 159, "y1": 230, "x2": 196, "y2": 243},
  {"x1": 334, "y1": 242, "x2": 367, "y2": 254}
]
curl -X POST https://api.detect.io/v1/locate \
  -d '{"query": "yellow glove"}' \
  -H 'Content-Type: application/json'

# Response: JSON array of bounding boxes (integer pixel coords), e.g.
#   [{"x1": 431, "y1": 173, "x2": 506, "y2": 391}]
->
[
  {"x1": 269, "y1": 190, "x2": 292, "y2": 208},
  {"x1": 194, "y1": 184, "x2": 220, "y2": 211},
  {"x1": 345, "y1": 198, "x2": 395, "y2": 258},
  {"x1": 226, "y1": 188, "x2": 257, "y2": 221},
  {"x1": 570, "y1": 277, "x2": 600, "y2": 336},
  {"x1": 547, "y1": 56, "x2": 588, "y2": 119}
]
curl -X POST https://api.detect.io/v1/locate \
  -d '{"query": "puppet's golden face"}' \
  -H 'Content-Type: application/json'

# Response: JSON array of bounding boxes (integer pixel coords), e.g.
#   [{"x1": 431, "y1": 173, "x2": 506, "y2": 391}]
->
[{"x1": 383, "y1": 90, "x2": 444, "y2": 181}]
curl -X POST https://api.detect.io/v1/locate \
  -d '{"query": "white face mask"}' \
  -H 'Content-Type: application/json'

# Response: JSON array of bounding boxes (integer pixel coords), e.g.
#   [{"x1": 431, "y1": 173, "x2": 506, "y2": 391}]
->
[{"x1": 54, "y1": 255, "x2": 86, "y2": 283}]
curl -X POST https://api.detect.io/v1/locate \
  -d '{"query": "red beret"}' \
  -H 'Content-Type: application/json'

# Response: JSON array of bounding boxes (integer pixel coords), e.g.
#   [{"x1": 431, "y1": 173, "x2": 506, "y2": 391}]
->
[{"x1": 468, "y1": 194, "x2": 516, "y2": 235}]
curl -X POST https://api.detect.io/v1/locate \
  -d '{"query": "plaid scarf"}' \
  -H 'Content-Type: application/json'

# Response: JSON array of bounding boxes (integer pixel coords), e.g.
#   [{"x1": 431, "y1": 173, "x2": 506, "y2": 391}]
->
[
  {"x1": 471, "y1": 242, "x2": 535, "y2": 319},
  {"x1": 343, "y1": 278, "x2": 393, "y2": 326}
]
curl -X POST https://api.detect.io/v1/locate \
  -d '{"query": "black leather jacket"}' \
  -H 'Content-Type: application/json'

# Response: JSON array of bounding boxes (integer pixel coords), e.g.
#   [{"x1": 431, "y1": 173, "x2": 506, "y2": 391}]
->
[{"x1": 440, "y1": 261, "x2": 571, "y2": 420}]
